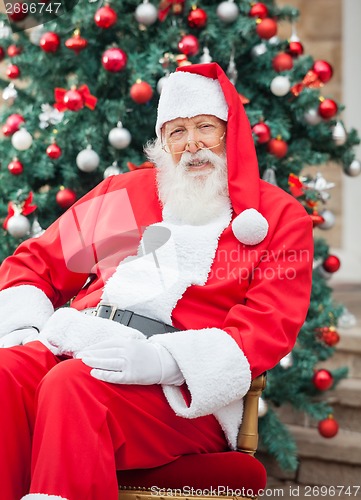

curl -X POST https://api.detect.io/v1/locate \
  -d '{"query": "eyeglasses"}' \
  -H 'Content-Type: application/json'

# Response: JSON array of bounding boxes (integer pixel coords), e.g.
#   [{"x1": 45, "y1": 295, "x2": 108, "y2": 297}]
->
[{"x1": 162, "y1": 124, "x2": 226, "y2": 155}]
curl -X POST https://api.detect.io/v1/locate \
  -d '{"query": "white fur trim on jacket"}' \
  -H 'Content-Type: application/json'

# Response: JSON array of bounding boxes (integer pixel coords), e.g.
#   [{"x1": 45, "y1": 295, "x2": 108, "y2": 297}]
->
[
  {"x1": 21, "y1": 495, "x2": 68, "y2": 499},
  {"x1": 0, "y1": 285, "x2": 54, "y2": 338},
  {"x1": 149, "y1": 327, "x2": 251, "y2": 449},
  {"x1": 38, "y1": 307, "x2": 146, "y2": 356},
  {"x1": 232, "y1": 208, "x2": 268, "y2": 246}
]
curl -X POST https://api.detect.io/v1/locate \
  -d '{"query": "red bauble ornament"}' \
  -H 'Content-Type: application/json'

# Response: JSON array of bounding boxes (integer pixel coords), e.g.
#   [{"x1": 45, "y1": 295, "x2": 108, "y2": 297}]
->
[
  {"x1": 63, "y1": 89, "x2": 84, "y2": 112},
  {"x1": 310, "y1": 210, "x2": 325, "y2": 227},
  {"x1": 94, "y1": 5, "x2": 118, "y2": 28},
  {"x1": 178, "y1": 34, "x2": 200, "y2": 56},
  {"x1": 187, "y1": 8, "x2": 207, "y2": 28},
  {"x1": 313, "y1": 60, "x2": 333, "y2": 84},
  {"x1": 319, "y1": 326, "x2": 340, "y2": 347},
  {"x1": 268, "y1": 138, "x2": 288, "y2": 158},
  {"x1": 312, "y1": 369, "x2": 334, "y2": 391},
  {"x1": 249, "y1": 2, "x2": 269, "y2": 19},
  {"x1": 256, "y1": 18, "x2": 278, "y2": 40},
  {"x1": 272, "y1": 52, "x2": 294, "y2": 72},
  {"x1": 318, "y1": 416, "x2": 339, "y2": 438},
  {"x1": 130, "y1": 81, "x2": 153, "y2": 104},
  {"x1": 7, "y1": 44, "x2": 22, "y2": 57},
  {"x1": 6, "y1": 64, "x2": 21, "y2": 79},
  {"x1": 46, "y1": 143, "x2": 62, "y2": 159},
  {"x1": 8, "y1": 158, "x2": 24, "y2": 175},
  {"x1": 0, "y1": 47, "x2": 5, "y2": 61},
  {"x1": 56, "y1": 188, "x2": 77, "y2": 209},
  {"x1": 322, "y1": 254, "x2": 341, "y2": 273},
  {"x1": 40, "y1": 32, "x2": 61, "y2": 53},
  {"x1": 3, "y1": 113, "x2": 25, "y2": 135},
  {"x1": 288, "y1": 40, "x2": 304, "y2": 58},
  {"x1": 318, "y1": 99, "x2": 338, "y2": 120},
  {"x1": 252, "y1": 122, "x2": 271, "y2": 144},
  {"x1": 8, "y1": 2, "x2": 28, "y2": 21},
  {"x1": 65, "y1": 32, "x2": 88, "y2": 54},
  {"x1": 101, "y1": 48, "x2": 127, "y2": 72}
]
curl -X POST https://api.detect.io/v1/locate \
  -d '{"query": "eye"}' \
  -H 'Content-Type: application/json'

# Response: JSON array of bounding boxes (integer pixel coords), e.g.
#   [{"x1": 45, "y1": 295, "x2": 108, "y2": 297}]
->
[
  {"x1": 170, "y1": 128, "x2": 185, "y2": 138},
  {"x1": 199, "y1": 123, "x2": 215, "y2": 131}
]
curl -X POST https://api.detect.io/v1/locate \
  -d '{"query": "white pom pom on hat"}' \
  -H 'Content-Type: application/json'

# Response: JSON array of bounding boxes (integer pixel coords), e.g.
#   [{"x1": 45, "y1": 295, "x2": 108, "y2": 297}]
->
[{"x1": 232, "y1": 209, "x2": 269, "y2": 246}]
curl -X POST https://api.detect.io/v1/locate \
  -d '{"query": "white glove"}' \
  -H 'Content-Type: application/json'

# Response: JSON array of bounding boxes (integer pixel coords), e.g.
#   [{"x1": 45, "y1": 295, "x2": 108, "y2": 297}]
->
[
  {"x1": 77, "y1": 337, "x2": 184, "y2": 386},
  {"x1": 0, "y1": 327, "x2": 38, "y2": 348}
]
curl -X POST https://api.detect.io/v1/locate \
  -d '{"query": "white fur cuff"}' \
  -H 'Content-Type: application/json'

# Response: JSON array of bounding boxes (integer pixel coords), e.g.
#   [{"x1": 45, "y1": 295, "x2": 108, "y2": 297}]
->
[
  {"x1": 22, "y1": 495, "x2": 68, "y2": 499},
  {"x1": 0, "y1": 285, "x2": 54, "y2": 338}
]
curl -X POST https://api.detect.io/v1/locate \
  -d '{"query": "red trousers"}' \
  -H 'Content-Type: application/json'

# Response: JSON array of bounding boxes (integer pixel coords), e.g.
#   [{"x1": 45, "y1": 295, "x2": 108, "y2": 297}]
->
[{"x1": 0, "y1": 341, "x2": 228, "y2": 500}]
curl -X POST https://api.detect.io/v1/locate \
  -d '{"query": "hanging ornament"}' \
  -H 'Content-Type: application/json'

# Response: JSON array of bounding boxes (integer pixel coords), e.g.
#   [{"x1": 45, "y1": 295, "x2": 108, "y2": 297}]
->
[
  {"x1": 76, "y1": 145, "x2": 100, "y2": 173},
  {"x1": 251, "y1": 42, "x2": 267, "y2": 58},
  {"x1": 268, "y1": 137, "x2": 288, "y2": 158},
  {"x1": 249, "y1": 2, "x2": 269, "y2": 19},
  {"x1": 288, "y1": 40, "x2": 304, "y2": 58},
  {"x1": 7, "y1": 158, "x2": 24, "y2": 175},
  {"x1": 304, "y1": 108, "x2": 322, "y2": 126},
  {"x1": 46, "y1": 141, "x2": 62, "y2": 159},
  {"x1": 187, "y1": 6, "x2": 207, "y2": 28},
  {"x1": 175, "y1": 54, "x2": 192, "y2": 67},
  {"x1": 279, "y1": 352, "x2": 293, "y2": 369},
  {"x1": 11, "y1": 128, "x2": 33, "y2": 151},
  {"x1": 272, "y1": 52, "x2": 293, "y2": 72},
  {"x1": 65, "y1": 29, "x2": 88, "y2": 55},
  {"x1": 3, "y1": 192, "x2": 37, "y2": 237},
  {"x1": 56, "y1": 187, "x2": 77, "y2": 209},
  {"x1": 317, "y1": 326, "x2": 340, "y2": 347},
  {"x1": 2, "y1": 83, "x2": 18, "y2": 105},
  {"x1": 303, "y1": 172, "x2": 335, "y2": 203},
  {"x1": 158, "y1": 0, "x2": 185, "y2": 21},
  {"x1": 101, "y1": 47, "x2": 127, "y2": 72},
  {"x1": 262, "y1": 167, "x2": 278, "y2": 186},
  {"x1": 258, "y1": 398, "x2": 268, "y2": 417},
  {"x1": 135, "y1": 0, "x2": 158, "y2": 26},
  {"x1": 312, "y1": 369, "x2": 334, "y2": 391},
  {"x1": 310, "y1": 209, "x2": 325, "y2": 228},
  {"x1": 8, "y1": 2, "x2": 28, "y2": 21},
  {"x1": 30, "y1": 216, "x2": 45, "y2": 238},
  {"x1": 344, "y1": 159, "x2": 361, "y2": 177},
  {"x1": 226, "y1": 52, "x2": 238, "y2": 84},
  {"x1": 94, "y1": 4, "x2": 118, "y2": 28},
  {"x1": 104, "y1": 162, "x2": 121, "y2": 178},
  {"x1": 0, "y1": 20, "x2": 12, "y2": 38},
  {"x1": 6, "y1": 214, "x2": 30, "y2": 238},
  {"x1": 332, "y1": 121, "x2": 347, "y2": 146},
  {"x1": 270, "y1": 75, "x2": 291, "y2": 96},
  {"x1": 318, "y1": 209, "x2": 336, "y2": 230},
  {"x1": 2, "y1": 113, "x2": 25, "y2": 136},
  {"x1": 6, "y1": 64, "x2": 21, "y2": 79},
  {"x1": 178, "y1": 34, "x2": 199, "y2": 56},
  {"x1": 322, "y1": 255, "x2": 341, "y2": 273},
  {"x1": 318, "y1": 416, "x2": 339, "y2": 438},
  {"x1": 256, "y1": 18, "x2": 278, "y2": 40},
  {"x1": 318, "y1": 98, "x2": 338, "y2": 120},
  {"x1": 313, "y1": 60, "x2": 333, "y2": 84},
  {"x1": 54, "y1": 85, "x2": 97, "y2": 112},
  {"x1": 199, "y1": 47, "x2": 212, "y2": 64},
  {"x1": 338, "y1": 307, "x2": 357, "y2": 329},
  {"x1": 7, "y1": 44, "x2": 22, "y2": 57},
  {"x1": 39, "y1": 103, "x2": 64, "y2": 129},
  {"x1": 130, "y1": 80, "x2": 153, "y2": 104},
  {"x1": 40, "y1": 32, "x2": 61, "y2": 53},
  {"x1": 216, "y1": 0, "x2": 239, "y2": 23},
  {"x1": 252, "y1": 122, "x2": 271, "y2": 144},
  {"x1": 157, "y1": 74, "x2": 169, "y2": 94},
  {"x1": 108, "y1": 122, "x2": 132, "y2": 149}
]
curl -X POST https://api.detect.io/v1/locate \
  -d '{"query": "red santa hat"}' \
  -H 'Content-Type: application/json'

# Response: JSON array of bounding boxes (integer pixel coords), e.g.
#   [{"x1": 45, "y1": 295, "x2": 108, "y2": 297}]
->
[{"x1": 156, "y1": 62, "x2": 268, "y2": 246}]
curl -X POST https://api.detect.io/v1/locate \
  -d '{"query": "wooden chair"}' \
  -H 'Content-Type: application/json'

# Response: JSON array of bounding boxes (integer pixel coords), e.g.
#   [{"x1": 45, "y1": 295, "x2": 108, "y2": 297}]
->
[{"x1": 118, "y1": 374, "x2": 267, "y2": 500}]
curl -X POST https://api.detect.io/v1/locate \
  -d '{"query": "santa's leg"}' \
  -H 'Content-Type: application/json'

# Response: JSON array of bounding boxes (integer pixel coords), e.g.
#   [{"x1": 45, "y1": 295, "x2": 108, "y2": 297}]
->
[
  {"x1": 0, "y1": 341, "x2": 59, "y2": 500},
  {"x1": 27, "y1": 358, "x2": 227, "y2": 500}
]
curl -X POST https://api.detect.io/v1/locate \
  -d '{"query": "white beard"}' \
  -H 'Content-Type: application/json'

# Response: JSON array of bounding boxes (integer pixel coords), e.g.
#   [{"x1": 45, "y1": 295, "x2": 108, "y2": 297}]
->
[{"x1": 145, "y1": 139, "x2": 231, "y2": 225}]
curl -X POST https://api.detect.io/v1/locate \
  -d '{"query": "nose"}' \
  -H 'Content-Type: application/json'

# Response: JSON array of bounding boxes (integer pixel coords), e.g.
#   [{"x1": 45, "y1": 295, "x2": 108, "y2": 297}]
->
[{"x1": 185, "y1": 139, "x2": 203, "y2": 154}]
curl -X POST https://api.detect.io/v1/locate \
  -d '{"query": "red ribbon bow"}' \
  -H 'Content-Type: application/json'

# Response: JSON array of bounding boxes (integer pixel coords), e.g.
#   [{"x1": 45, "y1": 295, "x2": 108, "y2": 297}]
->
[
  {"x1": 288, "y1": 173, "x2": 305, "y2": 198},
  {"x1": 3, "y1": 192, "x2": 37, "y2": 230},
  {"x1": 290, "y1": 70, "x2": 323, "y2": 97},
  {"x1": 158, "y1": 0, "x2": 185, "y2": 21},
  {"x1": 54, "y1": 84, "x2": 97, "y2": 112}
]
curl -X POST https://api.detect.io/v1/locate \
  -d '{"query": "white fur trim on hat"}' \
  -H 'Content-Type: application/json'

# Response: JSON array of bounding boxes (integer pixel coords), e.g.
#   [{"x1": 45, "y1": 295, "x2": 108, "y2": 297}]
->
[
  {"x1": 21, "y1": 495, "x2": 68, "y2": 499},
  {"x1": 156, "y1": 72, "x2": 228, "y2": 137},
  {"x1": 232, "y1": 208, "x2": 269, "y2": 246}
]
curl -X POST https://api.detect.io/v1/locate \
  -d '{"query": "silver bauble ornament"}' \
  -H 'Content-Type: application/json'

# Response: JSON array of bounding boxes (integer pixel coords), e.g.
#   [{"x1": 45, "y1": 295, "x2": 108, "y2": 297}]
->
[
  {"x1": 332, "y1": 121, "x2": 347, "y2": 146},
  {"x1": 216, "y1": 0, "x2": 239, "y2": 23},
  {"x1": 7, "y1": 214, "x2": 31, "y2": 238},
  {"x1": 76, "y1": 145, "x2": 100, "y2": 173},
  {"x1": 318, "y1": 209, "x2": 336, "y2": 230},
  {"x1": 108, "y1": 123, "x2": 132, "y2": 149},
  {"x1": 135, "y1": 0, "x2": 158, "y2": 26},
  {"x1": 344, "y1": 159, "x2": 361, "y2": 177},
  {"x1": 270, "y1": 76, "x2": 291, "y2": 96},
  {"x1": 304, "y1": 108, "x2": 322, "y2": 125},
  {"x1": 11, "y1": 129, "x2": 33, "y2": 151},
  {"x1": 258, "y1": 398, "x2": 268, "y2": 417},
  {"x1": 104, "y1": 163, "x2": 121, "y2": 178},
  {"x1": 251, "y1": 43, "x2": 267, "y2": 58}
]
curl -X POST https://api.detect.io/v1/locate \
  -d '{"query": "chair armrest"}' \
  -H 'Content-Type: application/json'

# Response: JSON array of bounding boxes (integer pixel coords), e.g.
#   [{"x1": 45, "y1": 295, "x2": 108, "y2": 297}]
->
[{"x1": 237, "y1": 373, "x2": 267, "y2": 456}]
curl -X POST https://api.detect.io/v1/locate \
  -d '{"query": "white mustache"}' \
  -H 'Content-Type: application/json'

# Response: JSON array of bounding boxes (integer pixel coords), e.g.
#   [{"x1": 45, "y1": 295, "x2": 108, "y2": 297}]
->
[{"x1": 177, "y1": 149, "x2": 224, "y2": 171}]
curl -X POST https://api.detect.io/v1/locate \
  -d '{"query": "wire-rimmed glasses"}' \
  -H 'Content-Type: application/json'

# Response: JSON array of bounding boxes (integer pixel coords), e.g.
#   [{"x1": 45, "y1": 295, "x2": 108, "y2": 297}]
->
[{"x1": 162, "y1": 129, "x2": 226, "y2": 155}]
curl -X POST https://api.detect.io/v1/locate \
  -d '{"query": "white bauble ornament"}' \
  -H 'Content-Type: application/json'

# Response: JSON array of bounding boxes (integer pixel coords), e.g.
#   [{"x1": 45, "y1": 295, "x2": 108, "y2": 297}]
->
[
  {"x1": 251, "y1": 43, "x2": 267, "y2": 58},
  {"x1": 135, "y1": 0, "x2": 158, "y2": 26},
  {"x1": 332, "y1": 121, "x2": 347, "y2": 146},
  {"x1": 232, "y1": 208, "x2": 268, "y2": 245},
  {"x1": 104, "y1": 163, "x2": 121, "y2": 178},
  {"x1": 157, "y1": 75, "x2": 169, "y2": 94},
  {"x1": 7, "y1": 214, "x2": 31, "y2": 238},
  {"x1": 318, "y1": 209, "x2": 336, "y2": 230},
  {"x1": 108, "y1": 123, "x2": 132, "y2": 149},
  {"x1": 280, "y1": 352, "x2": 293, "y2": 369},
  {"x1": 76, "y1": 145, "x2": 100, "y2": 173},
  {"x1": 344, "y1": 159, "x2": 361, "y2": 177},
  {"x1": 270, "y1": 76, "x2": 291, "y2": 97},
  {"x1": 216, "y1": 0, "x2": 239, "y2": 23},
  {"x1": 304, "y1": 108, "x2": 322, "y2": 125},
  {"x1": 258, "y1": 398, "x2": 268, "y2": 418},
  {"x1": 11, "y1": 129, "x2": 33, "y2": 151}
]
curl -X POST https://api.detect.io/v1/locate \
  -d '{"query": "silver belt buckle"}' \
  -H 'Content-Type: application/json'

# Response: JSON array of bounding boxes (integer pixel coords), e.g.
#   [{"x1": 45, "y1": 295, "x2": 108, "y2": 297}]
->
[{"x1": 95, "y1": 303, "x2": 118, "y2": 320}]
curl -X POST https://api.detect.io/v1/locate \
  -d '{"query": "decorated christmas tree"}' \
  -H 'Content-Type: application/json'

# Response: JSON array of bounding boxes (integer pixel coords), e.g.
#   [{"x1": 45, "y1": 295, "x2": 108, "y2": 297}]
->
[{"x1": 0, "y1": 0, "x2": 360, "y2": 470}]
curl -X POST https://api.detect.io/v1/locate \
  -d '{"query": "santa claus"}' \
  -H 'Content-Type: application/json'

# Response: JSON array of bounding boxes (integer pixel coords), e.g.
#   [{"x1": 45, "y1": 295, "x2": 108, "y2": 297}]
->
[{"x1": 0, "y1": 63, "x2": 313, "y2": 500}]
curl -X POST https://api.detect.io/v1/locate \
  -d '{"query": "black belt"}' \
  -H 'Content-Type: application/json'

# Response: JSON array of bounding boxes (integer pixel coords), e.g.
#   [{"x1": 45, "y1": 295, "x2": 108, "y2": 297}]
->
[{"x1": 84, "y1": 304, "x2": 179, "y2": 337}]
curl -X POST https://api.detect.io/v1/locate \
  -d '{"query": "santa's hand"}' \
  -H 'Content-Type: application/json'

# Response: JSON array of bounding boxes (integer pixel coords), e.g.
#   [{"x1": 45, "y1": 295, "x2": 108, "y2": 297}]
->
[
  {"x1": 77, "y1": 337, "x2": 184, "y2": 386},
  {"x1": 0, "y1": 327, "x2": 39, "y2": 348}
]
